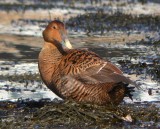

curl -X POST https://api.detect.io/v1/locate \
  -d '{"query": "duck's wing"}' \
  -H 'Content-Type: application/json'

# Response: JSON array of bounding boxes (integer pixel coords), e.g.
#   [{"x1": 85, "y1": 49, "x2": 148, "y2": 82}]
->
[
  {"x1": 60, "y1": 49, "x2": 136, "y2": 86},
  {"x1": 80, "y1": 62, "x2": 133, "y2": 84}
]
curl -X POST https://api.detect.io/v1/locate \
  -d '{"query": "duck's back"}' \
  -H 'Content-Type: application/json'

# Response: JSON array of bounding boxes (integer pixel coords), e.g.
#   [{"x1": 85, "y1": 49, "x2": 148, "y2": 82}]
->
[{"x1": 50, "y1": 49, "x2": 134, "y2": 105}]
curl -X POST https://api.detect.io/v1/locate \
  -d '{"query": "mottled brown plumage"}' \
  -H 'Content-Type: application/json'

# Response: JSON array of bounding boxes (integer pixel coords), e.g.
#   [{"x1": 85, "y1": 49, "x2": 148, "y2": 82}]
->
[{"x1": 38, "y1": 20, "x2": 135, "y2": 105}]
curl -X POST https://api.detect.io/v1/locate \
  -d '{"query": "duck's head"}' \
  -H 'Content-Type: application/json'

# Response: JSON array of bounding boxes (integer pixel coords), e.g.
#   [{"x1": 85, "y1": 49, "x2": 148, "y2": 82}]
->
[{"x1": 43, "y1": 20, "x2": 72, "y2": 49}]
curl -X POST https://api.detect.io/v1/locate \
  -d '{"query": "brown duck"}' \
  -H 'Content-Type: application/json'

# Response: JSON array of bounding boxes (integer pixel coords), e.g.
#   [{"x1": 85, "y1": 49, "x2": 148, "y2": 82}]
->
[{"x1": 38, "y1": 20, "x2": 136, "y2": 105}]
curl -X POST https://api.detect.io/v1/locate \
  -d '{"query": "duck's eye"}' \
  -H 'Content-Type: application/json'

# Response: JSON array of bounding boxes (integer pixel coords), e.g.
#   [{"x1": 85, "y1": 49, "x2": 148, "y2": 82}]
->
[{"x1": 53, "y1": 26, "x2": 56, "y2": 29}]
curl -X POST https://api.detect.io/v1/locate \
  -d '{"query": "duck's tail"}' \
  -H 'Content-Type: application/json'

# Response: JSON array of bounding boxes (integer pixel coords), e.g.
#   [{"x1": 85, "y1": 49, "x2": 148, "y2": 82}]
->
[
  {"x1": 123, "y1": 83, "x2": 135, "y2": 100},
  {"x1": 109, "y1": 82, "x2": 135, "y2": 104}
]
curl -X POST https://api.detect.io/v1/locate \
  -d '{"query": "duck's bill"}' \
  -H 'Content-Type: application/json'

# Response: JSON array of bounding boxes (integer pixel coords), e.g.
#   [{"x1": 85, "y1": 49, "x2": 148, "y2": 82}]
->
[
  {"x1": 63, "y1": 38, "x2": 73, "y2": 49},
  {"x1": 61, "y1": 31, "x2": 73, "y2": 49}
]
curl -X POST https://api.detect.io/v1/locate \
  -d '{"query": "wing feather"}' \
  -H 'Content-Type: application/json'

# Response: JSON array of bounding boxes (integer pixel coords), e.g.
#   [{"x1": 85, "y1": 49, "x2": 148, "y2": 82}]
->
[{"x1": 60, "y1": 49, "x2": 138, "y2": 87}]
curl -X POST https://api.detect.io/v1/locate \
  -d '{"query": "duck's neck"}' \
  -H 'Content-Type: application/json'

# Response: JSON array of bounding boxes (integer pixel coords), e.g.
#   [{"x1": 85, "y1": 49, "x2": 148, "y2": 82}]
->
[{"x1": 38, "y1": 41, "x2": 65, "y2": 86}]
